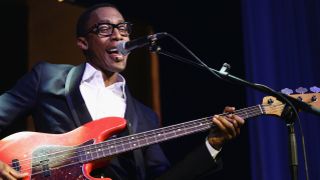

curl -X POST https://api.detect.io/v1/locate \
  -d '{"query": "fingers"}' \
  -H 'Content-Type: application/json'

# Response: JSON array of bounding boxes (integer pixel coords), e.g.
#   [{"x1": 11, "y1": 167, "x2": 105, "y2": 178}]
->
[
  {"x1": 0, "y1": 164, "x2": 15, "y2": 180},
  {"x1": 212, "y1": 108, "x2": 245, "y2": 139},
  {"x1": 10, "y1": 170, "x2": 28, "y2": 179},
  {"x1": 208, "y1": 107, "x2": 245, "y2": 148},
  {"x1": 229, "y1": 113, "x2": 245, "y2": 127},
  {"x1": 0, "y1": 161, "x2": 28, "y2": 180},
  {"x1": 1, "y1": 171, "x2": 16, "y2": 180},
  {"x1": 213, "y1": 115, "x2": 237, "y2": 139},
  {"x1": 223, "y1": 106, "x2": 245, "y2": 125},
  {"x1": 224, "y1": 106, "x2": 235, "y2": 113}
]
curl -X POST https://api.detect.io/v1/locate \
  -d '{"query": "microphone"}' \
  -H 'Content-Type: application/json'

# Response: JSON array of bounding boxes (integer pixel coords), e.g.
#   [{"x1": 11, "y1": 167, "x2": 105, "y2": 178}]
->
[{"x1": 116, "y1": 32, "x2": 167, "y2": 55}]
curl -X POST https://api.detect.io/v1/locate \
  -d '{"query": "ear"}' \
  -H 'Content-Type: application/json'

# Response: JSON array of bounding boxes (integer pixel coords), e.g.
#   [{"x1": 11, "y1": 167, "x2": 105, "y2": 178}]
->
[{"x1": 77, "y1": 37, "x2": 88, "y2": 50}]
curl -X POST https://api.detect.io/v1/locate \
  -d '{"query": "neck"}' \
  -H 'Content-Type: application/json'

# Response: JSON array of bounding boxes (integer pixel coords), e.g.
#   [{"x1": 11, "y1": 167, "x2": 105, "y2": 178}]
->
[
  {"x1": 87, "y1": 62, "x2": 120, "y2": 87},
  {"x1": 102, "y1": 72, "x2": 119, "y2": 87}
]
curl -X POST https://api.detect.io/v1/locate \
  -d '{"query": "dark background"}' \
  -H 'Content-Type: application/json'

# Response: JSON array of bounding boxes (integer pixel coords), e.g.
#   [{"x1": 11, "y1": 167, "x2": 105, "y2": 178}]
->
[{"x1": 1, "y1": 0, "x2": 250, "y2": 179}]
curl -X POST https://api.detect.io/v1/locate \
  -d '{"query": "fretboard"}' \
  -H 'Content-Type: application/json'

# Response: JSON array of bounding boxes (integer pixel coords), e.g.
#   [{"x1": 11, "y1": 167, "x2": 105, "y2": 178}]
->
[{"x1": 77, "y1": 104, "x2": 265, "y2": 163}]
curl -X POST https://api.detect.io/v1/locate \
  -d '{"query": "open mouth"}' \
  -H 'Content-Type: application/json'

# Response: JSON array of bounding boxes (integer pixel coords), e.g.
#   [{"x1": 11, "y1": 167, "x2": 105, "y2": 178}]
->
[
  {"x1": 106, "y1": 47, "x2": 124, "y2": 62},
  {"x1": 106, "y1": 47, "x2": 119, "y2": 54}
]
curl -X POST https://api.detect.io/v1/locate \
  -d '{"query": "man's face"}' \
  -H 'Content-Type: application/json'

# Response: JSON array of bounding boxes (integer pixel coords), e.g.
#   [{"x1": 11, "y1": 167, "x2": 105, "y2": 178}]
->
[{"x1": 83, "y1": 7, "x2": 130, "y2": 73}]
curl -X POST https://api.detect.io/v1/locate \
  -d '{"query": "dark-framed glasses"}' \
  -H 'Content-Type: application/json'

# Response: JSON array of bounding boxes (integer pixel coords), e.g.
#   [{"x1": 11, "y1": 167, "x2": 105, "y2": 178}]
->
[{"x1": 86, "y1": 22, "x2": 132, "y2": 37}]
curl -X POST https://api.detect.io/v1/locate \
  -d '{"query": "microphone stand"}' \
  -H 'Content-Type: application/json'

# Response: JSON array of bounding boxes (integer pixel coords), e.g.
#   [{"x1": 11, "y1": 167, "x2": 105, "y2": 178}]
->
[{"x1": 150, "y1": 45, "x2": 320, "y2": 180}]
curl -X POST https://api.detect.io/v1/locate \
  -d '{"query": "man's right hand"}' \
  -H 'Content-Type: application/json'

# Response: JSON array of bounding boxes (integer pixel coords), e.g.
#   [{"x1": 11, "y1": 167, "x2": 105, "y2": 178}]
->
[{"x1": 0, "y1": 161, "x2": 28, "y2": 180}]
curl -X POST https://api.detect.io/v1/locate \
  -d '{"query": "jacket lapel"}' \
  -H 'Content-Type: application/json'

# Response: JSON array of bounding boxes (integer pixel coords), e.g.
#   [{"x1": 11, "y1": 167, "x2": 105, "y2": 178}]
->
[
  {"x1": 65, "y1": 63, "x2": 92, "y2": 126},
  {"x1": 123, "y1": 87, "x2": 146, "y2": 180},
  {"x1": 124, "y1": 87, "x2": 139, "y2": 134}
]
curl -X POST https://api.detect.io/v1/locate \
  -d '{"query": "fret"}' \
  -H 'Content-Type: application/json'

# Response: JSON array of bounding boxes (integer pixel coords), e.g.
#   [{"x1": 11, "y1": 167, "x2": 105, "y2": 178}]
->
[
  {"x1": 123, "y1": 142, "x2": 131, "y2": 150},
  {"x1": 98, "y1": 143, "x2": 108, "y2": 158},
  {"x1": 143, "y1": 133, "x2": 152, "y2": 146},
  {"x1": 139, "y1": 138, "x2": 147, "y2": 146},
  {"x1": 91, "y1": 147, "x2": 98, "y2": 159},
  {"x1": 173, "y1": 127, "x2": 185, "y2": 137},
  {"x1": 83, "y1": 146, "x2": 92, "y2": 162},
  {"x1": 147, "y1": 135, "x2": 156, "y2": 143},
  {"x1": 131, "y1": 140, "x2": 139, "y2": 149},
  {"x1": 96, "y1": 147, "x2": 104, "y2": 159},
  {"x1": 127, "y1": 136, "x2": 138, "y2": 150},
  {"x1": 133, "y1": 134, "x2": 145, "y2": 146},
  {"x1": 108, "y1": 144, "x2": 117, "y2": 154},
  {"x1": 116, "y1": 142, "x2": 124, "y2": 153},
  {"x1": 78, "y1": 147, "x2": 85, "y2": 162},
  {"x1": 105, "y1": 144, "x2": 112, "y2": 156},
  {"x1": 155, "y1": 132, "x2": 166, "y2": 141},
  {"x1": 101, "y1": 143, "x2": 106, "y2": 158},
  {"x1": 164, "y1": 130, "x2": 177, "y2": 140}
]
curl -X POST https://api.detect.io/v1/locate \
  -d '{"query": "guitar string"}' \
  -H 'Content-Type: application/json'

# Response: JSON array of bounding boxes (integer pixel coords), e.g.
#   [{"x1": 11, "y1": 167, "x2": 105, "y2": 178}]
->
[
  {"x1": 7, "y1": 104, "x2": 261, "y2": 166},
  {"x1": 28, "y1": 121, "x2": 216, "y2": 177},
  {"x1": 8, "y1": 104, "x2": 281, "y2": 173},
  {"x1": 8, "y1": 104, "x2": 276, "y2": 171},
  {"x1": 13, "y1": 104, "x2": 282, "y2": 176},
  {"x1": 28, "y1": 104, "x2": 275, "y2": 177},
  {"x1": 9, "y1": 104, "x2": 285, "y2": 175}
]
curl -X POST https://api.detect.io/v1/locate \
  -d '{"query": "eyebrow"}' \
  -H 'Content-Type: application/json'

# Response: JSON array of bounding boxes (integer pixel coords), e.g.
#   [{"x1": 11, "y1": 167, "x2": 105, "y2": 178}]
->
[{"x1": 96, "y1": 20, "x2": 126, "y2": 24}]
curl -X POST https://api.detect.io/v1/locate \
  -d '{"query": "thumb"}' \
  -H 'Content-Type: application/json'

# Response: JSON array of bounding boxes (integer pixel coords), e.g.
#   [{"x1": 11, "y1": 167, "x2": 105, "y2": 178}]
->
[{"x1": 10, "y1": 170, "x2": 28, "y2": 179}]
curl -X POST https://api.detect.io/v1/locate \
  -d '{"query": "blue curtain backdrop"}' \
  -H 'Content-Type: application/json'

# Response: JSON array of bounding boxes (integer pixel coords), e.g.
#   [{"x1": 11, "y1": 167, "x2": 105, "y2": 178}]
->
[{"x1": 242, "y1": 0, "x2": 320, "y2": 180}]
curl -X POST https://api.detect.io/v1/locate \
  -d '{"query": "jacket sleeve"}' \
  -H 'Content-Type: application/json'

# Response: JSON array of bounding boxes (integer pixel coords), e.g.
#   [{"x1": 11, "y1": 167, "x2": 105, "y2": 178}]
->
[
  {"x1": 0, "y1": 62, "x2": 42, "y2": 133},
  {"x1": 156, "y1": 142, "x2": 223, "y2": 180}
]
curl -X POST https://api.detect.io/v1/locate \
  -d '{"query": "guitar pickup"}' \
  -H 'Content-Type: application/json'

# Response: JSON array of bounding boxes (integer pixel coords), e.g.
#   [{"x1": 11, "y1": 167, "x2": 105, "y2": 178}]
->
[
  {"x1": 40, "y1": 160, "x2": 51, "y2": 177},
  {"x1": 12, "y1": 159, "x2": 21, "y2": 171}
]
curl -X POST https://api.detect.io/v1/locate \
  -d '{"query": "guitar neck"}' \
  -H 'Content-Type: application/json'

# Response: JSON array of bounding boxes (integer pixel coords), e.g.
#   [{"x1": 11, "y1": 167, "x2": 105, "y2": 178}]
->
[{"x1": 78, "y1": 104, "x2": 266, "y2": 163}]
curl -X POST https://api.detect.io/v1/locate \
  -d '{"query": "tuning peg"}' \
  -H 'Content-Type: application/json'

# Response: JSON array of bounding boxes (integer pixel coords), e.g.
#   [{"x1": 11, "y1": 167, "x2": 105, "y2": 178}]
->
[
  {"x1": 310, "y1": 86, "x2": 320, "y2": 93},
  {"x1": 295, "y1": 87, "x2": 308, "y2": 94},
  {"x1": 281, "y1": 88, "x2": 293, "y2": 95}
]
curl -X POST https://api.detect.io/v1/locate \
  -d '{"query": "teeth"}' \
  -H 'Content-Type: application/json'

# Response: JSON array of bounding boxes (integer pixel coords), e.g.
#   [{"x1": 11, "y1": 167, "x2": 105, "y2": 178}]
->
[
  {"x1": 108, "y1": 48, "x2": 118, "y2": 53},
  {"x1": 114, "y1": 57, "x2": 121, "y2": 62}
]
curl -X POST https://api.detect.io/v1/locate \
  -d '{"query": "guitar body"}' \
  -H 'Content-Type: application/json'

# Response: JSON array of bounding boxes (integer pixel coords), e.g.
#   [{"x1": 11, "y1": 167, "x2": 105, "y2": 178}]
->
[{"x1": 0, "y1": 117, "x2": 127, "y2": 180}]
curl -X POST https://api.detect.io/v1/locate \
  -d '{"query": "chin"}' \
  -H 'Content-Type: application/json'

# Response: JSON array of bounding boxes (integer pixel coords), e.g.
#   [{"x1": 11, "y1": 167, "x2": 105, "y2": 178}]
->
[
  {"x1": 112, "y1": 65, "x2": 126, "y2": 73},
  {"x1": 116, "y1": 61, "x2": 127, "y2": 70}
]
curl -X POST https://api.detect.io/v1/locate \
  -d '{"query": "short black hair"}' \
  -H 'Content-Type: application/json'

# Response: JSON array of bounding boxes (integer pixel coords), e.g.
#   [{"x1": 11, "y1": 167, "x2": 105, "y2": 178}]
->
[{"x1": 76, "y1": 3, "x2": 118, "y2": 37}]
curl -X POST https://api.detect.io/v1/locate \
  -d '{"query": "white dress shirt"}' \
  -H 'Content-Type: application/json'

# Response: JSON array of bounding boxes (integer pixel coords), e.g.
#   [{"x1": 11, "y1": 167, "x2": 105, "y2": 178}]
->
[{"x1": 80, "y1": 63, "x2": 126, "y2": 120}]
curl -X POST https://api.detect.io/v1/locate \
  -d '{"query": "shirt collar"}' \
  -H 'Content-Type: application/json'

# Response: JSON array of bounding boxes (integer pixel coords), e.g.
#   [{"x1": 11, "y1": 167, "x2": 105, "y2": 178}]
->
[
  {"x1": 81, "y1": 62, "x2": 127, "y2": 99},
  {"x1": 82, "y1": 62, "x2": 98, "y2": 82}
]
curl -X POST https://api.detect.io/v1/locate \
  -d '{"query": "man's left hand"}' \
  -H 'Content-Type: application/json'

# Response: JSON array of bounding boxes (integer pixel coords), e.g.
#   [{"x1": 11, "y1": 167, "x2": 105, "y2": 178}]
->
[{"x1": 208, "y1": 106, "x2": 245, "y2": 150}]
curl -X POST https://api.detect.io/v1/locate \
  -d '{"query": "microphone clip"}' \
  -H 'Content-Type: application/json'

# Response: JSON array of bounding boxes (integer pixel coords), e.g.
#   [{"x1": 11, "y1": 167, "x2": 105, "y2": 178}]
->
[
  {"x1": 149, "y1": 44, "x2": 161, "y2": 53},
  {"x1": 219, "y1": 63, "x2": 231, "y2": 75}
]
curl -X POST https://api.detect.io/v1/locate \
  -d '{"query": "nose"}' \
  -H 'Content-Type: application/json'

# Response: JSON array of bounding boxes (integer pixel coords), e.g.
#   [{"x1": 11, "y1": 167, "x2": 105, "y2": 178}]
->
[{"x1": 110, "y1": 28, "x2": 123, "y2": 41}]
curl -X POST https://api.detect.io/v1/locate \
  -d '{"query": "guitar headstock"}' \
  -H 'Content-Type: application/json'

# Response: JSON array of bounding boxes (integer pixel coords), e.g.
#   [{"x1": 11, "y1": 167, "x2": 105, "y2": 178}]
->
[{"x1": 262, "y1": 86, "x2": 320, "y2": 117}]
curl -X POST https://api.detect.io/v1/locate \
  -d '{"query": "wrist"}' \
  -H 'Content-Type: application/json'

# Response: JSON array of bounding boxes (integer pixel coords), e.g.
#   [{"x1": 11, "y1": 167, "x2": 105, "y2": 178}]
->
[{"x1": 208, "y1": 138, "x2": 224, "y2": 150}]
